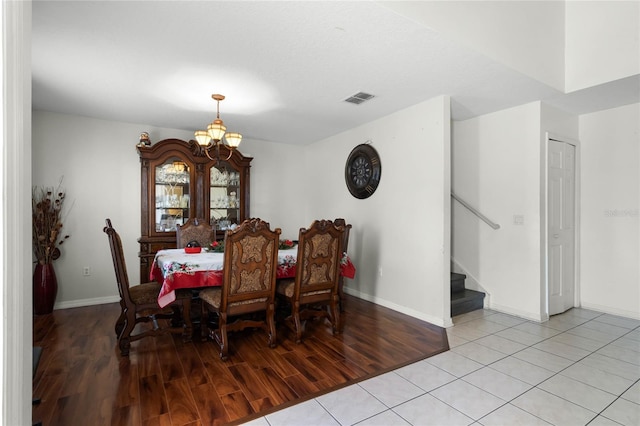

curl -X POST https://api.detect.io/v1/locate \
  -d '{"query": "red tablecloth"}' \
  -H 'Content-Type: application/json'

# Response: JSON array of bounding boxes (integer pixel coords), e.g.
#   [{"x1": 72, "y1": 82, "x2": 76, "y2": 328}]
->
[{"x1": 150, "y1": 248, "x2": 356, "y2": 308}]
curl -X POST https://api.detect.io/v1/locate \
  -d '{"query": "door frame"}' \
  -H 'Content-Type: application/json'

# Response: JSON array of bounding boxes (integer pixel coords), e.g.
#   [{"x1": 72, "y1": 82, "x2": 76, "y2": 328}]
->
[{"x1": 541, "y1": 132, "x2": 581, "y2": 320}]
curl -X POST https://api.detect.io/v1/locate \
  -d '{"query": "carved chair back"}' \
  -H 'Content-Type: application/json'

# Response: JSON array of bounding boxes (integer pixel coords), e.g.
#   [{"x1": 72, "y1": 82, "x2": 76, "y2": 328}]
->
[
  {"x1": 221, "y1": 218, "x2": 281, "y2": 314},
  {"x1": 333, "y1": 218, "x2": 351, "y2": 257},
  {"x1": 293, "y1": 219, "x2": 345, "y2": 301},
  {"x1": 104, "y1": 218, "x2": 134, "y2": 307},
  {"x1": 176, "y1": 218, "x2": 215, "y2": 248},
  {"x1": 333, "y1": 218, "x2": 352, "y2": 310}
]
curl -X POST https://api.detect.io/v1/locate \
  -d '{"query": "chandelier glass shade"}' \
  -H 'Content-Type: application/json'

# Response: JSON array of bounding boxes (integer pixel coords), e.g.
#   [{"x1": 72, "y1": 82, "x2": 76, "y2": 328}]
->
[{"x1": 195, "y1": 94, "x2": 242, "y2": 161}]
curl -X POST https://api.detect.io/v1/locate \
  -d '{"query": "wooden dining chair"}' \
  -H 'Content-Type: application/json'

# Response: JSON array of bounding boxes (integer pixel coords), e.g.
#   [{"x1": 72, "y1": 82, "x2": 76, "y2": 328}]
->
[
  {"x1": 276, "y1": 219, "x2": 345, "y2": 343},
  {"x1": 104, "y1": 218, "x2": 192, "y2": 356},
  {"x1": 176, "y1": 218, "x2": 216, "y2": 248},
  {"x1": 199, "y1": 218, "x2": 281, "y2": 360},
  {"x1": 333, "y1": 218, "x2": 352, "y2": 312}
]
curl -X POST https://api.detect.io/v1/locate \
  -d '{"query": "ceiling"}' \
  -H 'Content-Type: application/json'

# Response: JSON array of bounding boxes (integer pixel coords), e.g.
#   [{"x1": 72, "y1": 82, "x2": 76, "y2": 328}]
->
[{"x1": 31, "y1": 1, "x2": 639, "y2": 146}]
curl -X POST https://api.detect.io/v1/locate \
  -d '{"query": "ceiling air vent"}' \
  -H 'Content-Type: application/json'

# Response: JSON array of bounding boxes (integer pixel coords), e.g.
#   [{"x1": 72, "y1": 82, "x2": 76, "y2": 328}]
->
[{"x1": 344, "y1": 92, "x2": 375, "y2": 105}]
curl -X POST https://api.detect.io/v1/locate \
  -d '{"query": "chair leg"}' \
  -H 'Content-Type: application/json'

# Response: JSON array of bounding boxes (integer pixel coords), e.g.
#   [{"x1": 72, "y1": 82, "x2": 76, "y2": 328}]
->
[
  {"x1": 338, "y1": 278, "x2": 345, "y2": 312},
  {"x1": 330, "y1": 295, "x2": 341, "y2": 335},
  {"x1": 118, "y1": 336, "x2": 131, "y2": 357},
  {"x1": 115, "y1": 314, "x2": 125, "y2": 337},
  {"x1": 200, "y1": 302, "x2": 209, "y2": 342},
  {"x1": 292, "y1": 301, "x2": 303, "y2": 344},
  {"x1": 217, "y1": 313, "x2": 229, "y2": 361},
  {"x1": 118, "y1": 310, "x2": 136, "y2": 356},
  {"x1": 182, "y1": 299, "x2": 192, "y2": 343},
  {"x1": 170, "y1": 306, "x2": 182, "y2": 327},
  {"x1": 115, "y1": 300, "x2": 126, "y2": 336},
  {"x1": 267, "y1": 303, "x2": 277, "y2": 348}
]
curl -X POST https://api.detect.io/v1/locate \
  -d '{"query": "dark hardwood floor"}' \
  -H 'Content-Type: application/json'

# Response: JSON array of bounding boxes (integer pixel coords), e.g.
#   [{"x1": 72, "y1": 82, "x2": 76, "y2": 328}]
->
[{"x1": 33, "y1": 295, "x2": 448, "y2": 426}]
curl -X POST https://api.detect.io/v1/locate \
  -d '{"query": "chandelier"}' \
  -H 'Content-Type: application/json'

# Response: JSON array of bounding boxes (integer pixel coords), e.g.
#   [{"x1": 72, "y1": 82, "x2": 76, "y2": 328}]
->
[{"x1": 194, "y1": 94, "x2": 242, "y2": 162}]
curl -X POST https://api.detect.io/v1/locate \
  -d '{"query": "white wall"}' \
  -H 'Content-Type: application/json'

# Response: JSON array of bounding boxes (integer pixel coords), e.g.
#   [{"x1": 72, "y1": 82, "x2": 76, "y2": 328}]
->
[
  {"x1": 380, "y1": 0, "x2": 566, "y2": 91},
  {"x1": 238, "y1": 138, "x2": 307, "y2": 239},
  {"x1": 32, "y1": 111, "x2": 194, "y2": 307},
  {"x1": 452, "y1": 103, "x2": 544, "y2": 320},
  {"x1": 303, "y1": 96, "x2": 452, "y2": 327},
  {"x1": 385, "y1": 0, "x2": 640, "y2": 95},
  {"x1": 579, "y1": 103, "x2": 640, "y2": 319},
  {"x1": 453, "y1": 102, "x2": 548, "y2": 321},
  {"x1": 565, "y1": 1, "x2": 640, "y2": 92}
]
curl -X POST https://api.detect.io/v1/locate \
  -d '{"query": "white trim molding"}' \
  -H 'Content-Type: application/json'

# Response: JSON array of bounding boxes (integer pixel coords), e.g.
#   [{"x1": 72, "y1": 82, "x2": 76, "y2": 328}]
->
[
  {"x1": 541, "y1": 132, "x2": 581, "y2": 319},
  {"x1": 2, "y1": 1, "x2": 32, "y2": 424},
  {"x1": 344, "y1": 287, "x2": 454, "y2": 328},
  {"x1": 54, "y1": 296, "x2": 121, "y2": 310}
]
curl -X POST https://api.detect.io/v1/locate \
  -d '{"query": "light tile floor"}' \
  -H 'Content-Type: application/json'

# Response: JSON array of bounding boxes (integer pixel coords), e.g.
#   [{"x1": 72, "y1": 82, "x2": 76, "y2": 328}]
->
[{"x1": 244, "y1": 308, "x2": 640, "y2": 426}]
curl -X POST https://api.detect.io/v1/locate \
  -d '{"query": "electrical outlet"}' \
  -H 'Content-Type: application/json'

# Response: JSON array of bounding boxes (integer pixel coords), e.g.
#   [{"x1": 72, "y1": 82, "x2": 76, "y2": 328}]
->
[
  {"x1": 378, "y1": 267, "x2": 383, "y2": 277},
  {"x1": 82, "y1": 266, "x2": 91, "y2": 276}
]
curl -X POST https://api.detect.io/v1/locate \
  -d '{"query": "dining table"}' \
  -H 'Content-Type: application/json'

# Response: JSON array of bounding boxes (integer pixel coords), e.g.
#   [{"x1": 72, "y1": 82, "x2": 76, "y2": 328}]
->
[{"x1": 150, "y1": 247, "x2": 356, "y2": 308}]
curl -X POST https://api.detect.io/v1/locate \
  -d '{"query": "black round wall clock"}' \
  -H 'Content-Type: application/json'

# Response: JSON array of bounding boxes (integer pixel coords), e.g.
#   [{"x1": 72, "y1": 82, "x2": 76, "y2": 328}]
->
[{"x1": 345, "y1": 144, "x2": 381, "y2": 199}]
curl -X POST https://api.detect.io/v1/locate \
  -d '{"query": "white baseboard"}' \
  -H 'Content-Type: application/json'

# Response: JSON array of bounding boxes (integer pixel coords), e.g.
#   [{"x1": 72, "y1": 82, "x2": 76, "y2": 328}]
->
[
  {"x1": 488, "y1": 302, "x2": 545, "y2": 322},
  {"x1": 344, "y1": 288, "x2": 453, "y2": 328},
  {"x1": 54, "y1": 295, "x2": 120, "y2": 310},
  {"x1": 579, "y1": 302, "x2": 640, "y2": 321}
]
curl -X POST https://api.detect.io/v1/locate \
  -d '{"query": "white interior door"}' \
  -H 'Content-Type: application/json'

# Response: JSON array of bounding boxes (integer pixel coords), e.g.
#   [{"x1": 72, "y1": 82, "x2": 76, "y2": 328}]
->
[{"x1": 548, "y1": 139, "x2": 576, "y2": 315}]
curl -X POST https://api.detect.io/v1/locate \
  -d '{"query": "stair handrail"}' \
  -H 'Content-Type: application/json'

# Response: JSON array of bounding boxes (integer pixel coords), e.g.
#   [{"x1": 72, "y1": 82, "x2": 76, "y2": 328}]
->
[{"x1": 451, "y1": 192, "x2": 500, "y2": 230}]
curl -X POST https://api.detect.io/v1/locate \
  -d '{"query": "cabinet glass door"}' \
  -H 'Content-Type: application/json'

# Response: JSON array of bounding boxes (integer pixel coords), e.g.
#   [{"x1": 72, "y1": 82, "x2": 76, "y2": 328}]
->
[
  {"x1": 155, "y1": 158, "x2": 190, "y2": 232},
  {"x1": 209, "y1": 162, "x2": 240, "y2": 231}
]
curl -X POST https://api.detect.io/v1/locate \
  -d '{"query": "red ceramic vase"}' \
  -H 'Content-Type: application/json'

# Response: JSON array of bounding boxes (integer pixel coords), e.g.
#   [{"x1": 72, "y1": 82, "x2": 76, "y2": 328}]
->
[{"x1": 33, "y1": 263, "x2": 58, "y2": 315}]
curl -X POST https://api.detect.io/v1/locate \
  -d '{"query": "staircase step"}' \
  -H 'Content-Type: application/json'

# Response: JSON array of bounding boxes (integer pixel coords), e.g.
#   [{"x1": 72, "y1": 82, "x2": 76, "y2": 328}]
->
[
  {"x1": 451, "y1": 289, "x2": 485, "y2": 317},
  {"x1": 451, "y1": 272, "x2": 467, "y2": 294}
]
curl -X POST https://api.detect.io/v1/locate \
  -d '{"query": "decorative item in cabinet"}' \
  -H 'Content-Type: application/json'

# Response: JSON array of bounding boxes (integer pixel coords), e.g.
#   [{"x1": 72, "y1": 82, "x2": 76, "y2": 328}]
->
[
  {"x1": 209, "y1": 161, "x2": 243, "y2": 232},
  {"x1": 155, "y1": 160, "x2": 190, "y2": 231},
  {"x1": 137, "y1": 138, "x2": 252, "y2": 280}
]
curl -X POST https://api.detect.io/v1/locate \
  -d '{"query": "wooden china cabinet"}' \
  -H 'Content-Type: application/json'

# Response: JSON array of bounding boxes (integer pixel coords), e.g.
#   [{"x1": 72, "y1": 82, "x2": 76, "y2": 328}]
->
[{"x1": 137, "y1": 138, "x2": 252, "y2": 280}]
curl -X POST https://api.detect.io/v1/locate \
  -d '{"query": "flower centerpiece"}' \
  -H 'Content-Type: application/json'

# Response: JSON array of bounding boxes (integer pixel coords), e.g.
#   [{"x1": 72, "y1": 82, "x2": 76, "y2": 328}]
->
[
  {"x1": 209, "y1": 240, "x2": 225, "y2": 253},
  {"x1": 32, "y1": 179, "x2": 71, "y2": 315},
  {"x1": 32, "y1": 181, "x2": 71, "y2": 264},
  {"x1": 279, "y1": 239, "x2": 295, "y2": 250}
]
